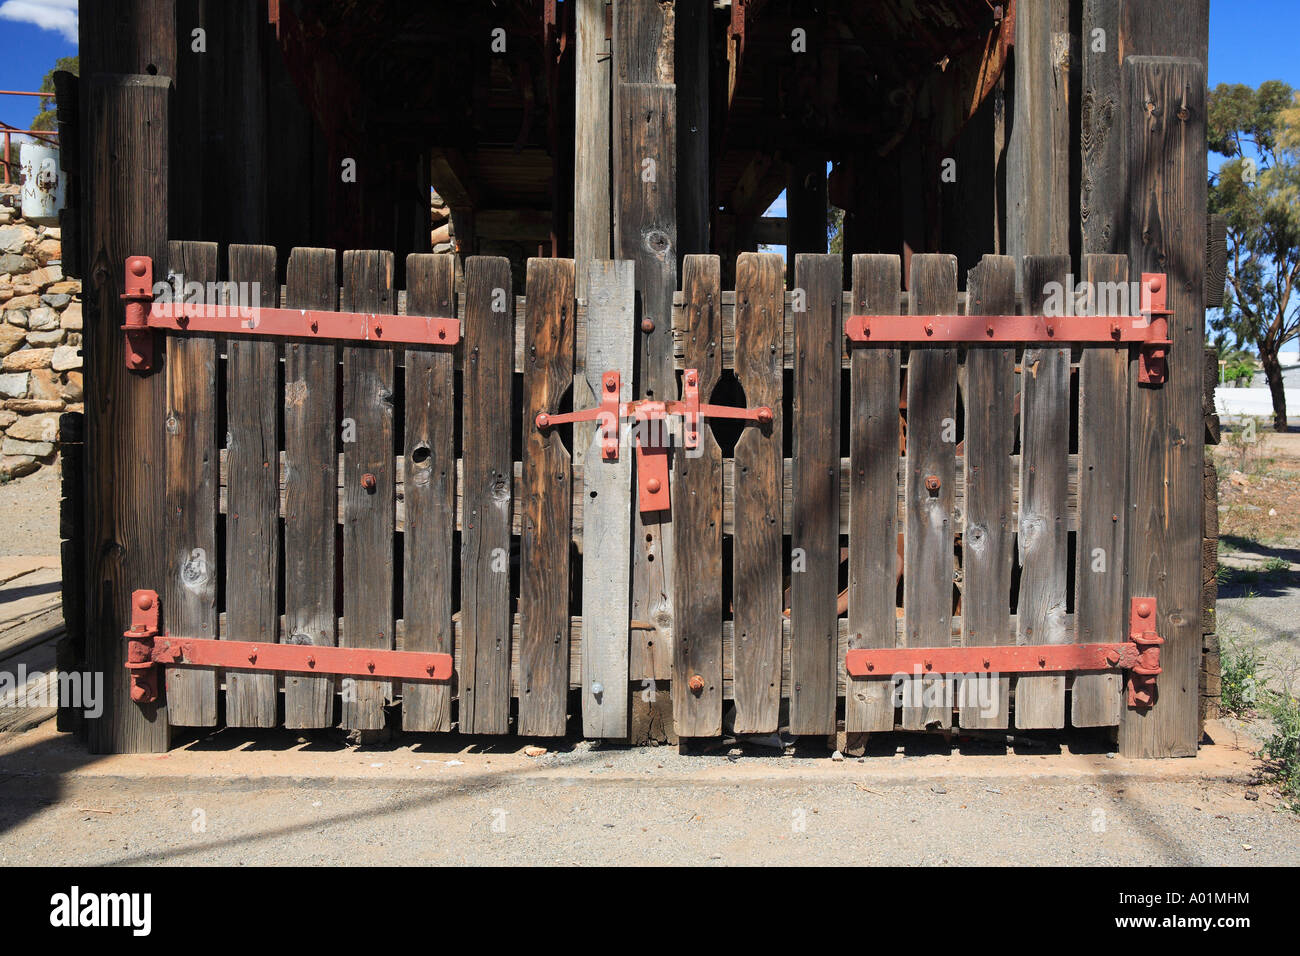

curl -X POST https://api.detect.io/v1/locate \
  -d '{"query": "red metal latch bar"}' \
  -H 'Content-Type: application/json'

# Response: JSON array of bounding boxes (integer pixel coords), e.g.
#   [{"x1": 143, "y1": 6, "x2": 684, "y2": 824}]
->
[
  {"x1": 536, "y1": 368, "x2": 773, "y2": 512},
  {"x1": 844, "y1": 597, "x2": 1162, "y2": 711},
  {"x1": 123, "y1": 256, "x2": 462, "y2": 371},
  {"x1": 124, "y1": 589, "x2": 453, "y2": 706},
  {"x1": 845, "y1": 273, "x2": 1172, "y2": 386}
]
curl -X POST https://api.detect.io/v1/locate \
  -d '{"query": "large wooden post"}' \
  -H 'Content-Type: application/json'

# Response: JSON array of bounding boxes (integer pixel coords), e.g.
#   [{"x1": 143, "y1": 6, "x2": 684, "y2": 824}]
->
[
  {"x1": 80, "y1": 1, "x2": 176, "y2": 753},
  {"x1": 614, "y1": 0, "x2": 677, "y2": 739},
  {"x1": 1117, "y1": 3, "x2": 1209, "y2": 758}
]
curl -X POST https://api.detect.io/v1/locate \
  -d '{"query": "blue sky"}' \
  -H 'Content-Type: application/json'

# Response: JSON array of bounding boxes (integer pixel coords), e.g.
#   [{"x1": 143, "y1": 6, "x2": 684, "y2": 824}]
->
[{"x1": 0, "y1": 1, "x2": 77, "y2": 132}]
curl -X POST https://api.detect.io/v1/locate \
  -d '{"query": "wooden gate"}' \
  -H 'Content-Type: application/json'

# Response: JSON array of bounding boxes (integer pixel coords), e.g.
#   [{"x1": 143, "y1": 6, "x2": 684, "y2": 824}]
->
[{"x1": 138, "y1": 243, "x2": 1171, "y2": 741}]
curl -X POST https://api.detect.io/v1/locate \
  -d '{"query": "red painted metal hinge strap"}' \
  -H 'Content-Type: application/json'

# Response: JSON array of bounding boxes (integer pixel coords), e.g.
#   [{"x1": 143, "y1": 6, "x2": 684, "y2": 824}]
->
[
  {"x1": 536, "y1": 368, "x2": 772, "y2": 512},
  {"x1": 125, "y1": 590, "x2": 453, "y2": 706},
  {"x1": 123, "y1": 256, "x2": 461, "y2": 371},
  {"x1": 844, "y1": 598, "x2": 1163, "y2": 711},
  {"x1": 845, "y1": 272, "x2": 1172, "y2": 386}
]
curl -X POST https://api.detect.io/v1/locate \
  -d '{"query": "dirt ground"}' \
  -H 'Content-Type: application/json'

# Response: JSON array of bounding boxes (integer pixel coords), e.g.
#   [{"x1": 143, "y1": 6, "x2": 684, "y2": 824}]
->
[
  {"x1": 0, "y1": 467, "x2": 61, "y2": 558},
  {"x1": 0, "y1": 718, "x2": 1294, "y2": 866}
]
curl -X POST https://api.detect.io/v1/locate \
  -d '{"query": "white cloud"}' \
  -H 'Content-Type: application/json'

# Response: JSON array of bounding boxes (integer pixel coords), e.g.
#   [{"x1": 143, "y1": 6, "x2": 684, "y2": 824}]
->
[{"x1": 0, "y1": 0, "x2": 78, "y2": 44}]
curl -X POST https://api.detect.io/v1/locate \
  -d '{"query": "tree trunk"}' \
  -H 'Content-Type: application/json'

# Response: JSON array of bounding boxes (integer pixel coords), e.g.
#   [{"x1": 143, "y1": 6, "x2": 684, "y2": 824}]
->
[{"x1": 1261, "y1": 350, "x2": 1289, "y2": 431}]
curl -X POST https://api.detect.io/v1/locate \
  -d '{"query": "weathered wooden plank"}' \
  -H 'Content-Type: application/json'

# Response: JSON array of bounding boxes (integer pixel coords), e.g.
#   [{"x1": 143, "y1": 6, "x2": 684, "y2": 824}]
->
[
  {"x1": 959, "y1": 255, "x2": 1017, "y2": 729},
  {"x1": 1015, "y1": 255, "x2": 1072, "y2": 730},
  {"x1": 224, "y1": 244, "x2": 280, "y2": 728},
  {"x1": 582, "y1": 260, "x2": 635, "y2": 738},
  {"x1": 460, "y1": 256, "x2": 514, "y2": 734},
  {"x1": 615, "y1": 77, "x2": 676, "y2": 691},
  {"x1": 789, "y1": 253, "x2": 842, "y2": 736},
  {"x1": 283, "y1": 247, "x2": 339, "y2": 730},
  {"x1": 401, "y1": 254, "x2": 457, "y2": 733},
  {"x1": 83, "y1": 73, "x2": 172, "y2": 754},
  {"x1": 731, "y1": 252, "x2": 785, "y2": 733},
  {"x1": 673, "y1": 254, "x2": 723, "y2": 737},
  {"x1": 341, "y1": 250, "x2": 397, "y2": 731},
  {"x1": 846, "y1": 254, "x2": 901, "y2": 734},
  {"x1": 518, "y1": 258, "x2": 576, "y2": 736},
  {"x1": 1072, "y1": 254, "x2": 1130, "y2": 727},
  {"x1": 902, "y1": 254, "x2": 958, "y2": 731},
  {"x1": 1120, "y1": 56, "x2": 1207, "y2": 757},
  {"x1": 1008, "y1": 0, "x2": 1071, "y2": 265},
  {"x1": 163, "y1": 240, "x2": 220, "y2": 727},
  {"x1": 1082, "y1": 0, "x2": 1124, "y2": 255},
  {"x1": 573, "y1": 0, "x2": 613, "y2": 463}
]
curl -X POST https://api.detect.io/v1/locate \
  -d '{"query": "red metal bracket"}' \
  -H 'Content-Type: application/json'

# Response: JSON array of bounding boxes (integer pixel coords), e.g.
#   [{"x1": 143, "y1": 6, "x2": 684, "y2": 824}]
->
[
  {"x1": 123, "y1": 256, "x2": 461, "y2": 371},
  {"x1": 124, "y1": 589, "x2": 453, "y2": 706},
  {"x1": 845, "y1": 273, "x2": 1172, "y2": 386},
  {"x1": 536, "y1": 368, "x2": 773, "y2": 512},
  {"x1": 844, "y1": 598, "x2": 1162, "y2": 712}
]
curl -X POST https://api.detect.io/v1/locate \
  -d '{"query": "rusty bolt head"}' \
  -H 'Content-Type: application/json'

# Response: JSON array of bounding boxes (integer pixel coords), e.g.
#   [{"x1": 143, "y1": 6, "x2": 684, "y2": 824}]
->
[
  {"x1": 248, "y1": 649, "x2": 258, "y2": 664},
  {"x1": 361, "y1": 473, "x2": 377, "y2": 491},
  {"x1": 983, "y1": 658, "x2": 991, "y2": 669},
  {"x1": 866, "y1": 662, "x2": 875, "y2": 672},
  {"x1": 438, "y1": 328, "x2": 447, "y2": 340},
  {"x1": 925, "y1": 322, "x2": 935, "y2": 336},
  {"x1": 1136, "y1": 600, "x2": 1153, "y2": 619},
  {"x1": 986, "y1": 324, "x2": 995, "y2": 337},
  {"x1": 536, "y1": 412, "x2": 551, "y2": 429},
  {"x1": 924, "y1": 475, "x2": 941, "y2": 493},
  {"x1": 646, "y1": 477, "x2": 662, "y2": 494},
  {"x1": 641, "y1": 318, "x2": 655, "y2": 333},
  {"x1": 1039, "y1": 656, "x2": 1047, "y2": 668},
  {"x1": 307, "y1": 656, "x2": 316, "y2": 668},
  {"x1": 1148, "y1": 275, "x2": 1164, "y2": 294},
  {"x1": 367, "y1": 661, "x2": 376, "y2": 673},
  {"x1": 605, "y1": 376, "x2": 618, "y2": 392},
  {"x1": 686, "y1": 372, "x2": 697, "y2": 387},
  {"x1": 688, "y1": 675, "x2": 705, "y2": 695},
  {"x1": 426, "y1": 663, "x2": 436, "y2": 676},
  {"x1": 136, "y1": 592, "x2": 154, "y2": 611},
  {"x1": 757, "y1": 406, "x2": 774, "y2": 425}
]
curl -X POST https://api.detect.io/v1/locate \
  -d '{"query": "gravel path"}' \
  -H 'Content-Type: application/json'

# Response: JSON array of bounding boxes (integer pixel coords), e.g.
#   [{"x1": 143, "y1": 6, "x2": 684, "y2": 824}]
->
[{"x1": 0, "y1": 466, "x2": 60, "y2": 558}]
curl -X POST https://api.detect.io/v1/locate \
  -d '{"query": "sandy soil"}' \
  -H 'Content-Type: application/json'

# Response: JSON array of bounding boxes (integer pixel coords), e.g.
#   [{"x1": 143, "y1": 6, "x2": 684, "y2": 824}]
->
[{"x1": 0, "y1": 466, "x2": 61, "y2": 558}]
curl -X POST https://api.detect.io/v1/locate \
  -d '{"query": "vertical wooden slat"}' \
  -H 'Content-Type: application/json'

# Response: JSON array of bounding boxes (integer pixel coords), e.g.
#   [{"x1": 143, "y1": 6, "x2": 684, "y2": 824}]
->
[
  {"x1": 341, "y1": 250, "x2": 396, "y2": 732},
  {"x1": 1082, "y1": 0, "x2": 1124, "y2": 256},
  {"x1": 401, "y1": 253, "x2": 457, "y2": 733},
  {"x1": 618, "y1": 81, "x2": 677, "y2": 691},
  {"x1": 1014, "y1": 255, "x2": 1072, "y2": 729},
  {"x1": 224, "y1": 244, "x2": 280, "y2": 728},
  {"x1": 1121, "y1": 55, "x2": 1206, "y2": 757},
  {"x1": 573, "y1": 0, "x2": 612, "y2": 463},
  {"x1": 1074, "y1": 253, "x2": 1130, "y2": 727},
  {"x1": 731, "y1": 252, "x2": 784, "y2": 734},
  {"x1": 164, "y1": 240, "x2": 219, "y2": 727},
  {"x1": 582, "y1": 260, "x2": 635, "y2": 738},
  {"x1": 846, "y1": 254, "x2": 901, "y2": 734},
  {"x1": 789, "y1": 253, "x2": 841, "y2": 736},
  {"x1": 673, "y1": 254, "x2": 723, "y2": 738},
  {"x1": 460, "y1": 256, "x2": 514, "y2": 735},
  {"x1": 959, "y1": 255, "x2": 1017, "y2": 729},
  {"x1": 903, "y1": 254, "x2": 958, "y2": 731},
  {"x1": 283, "y1": 247, "x2": 338, "y2": 730},
  {"x1": 519, "y1": 257, "x2": 576, "y2": 737}
]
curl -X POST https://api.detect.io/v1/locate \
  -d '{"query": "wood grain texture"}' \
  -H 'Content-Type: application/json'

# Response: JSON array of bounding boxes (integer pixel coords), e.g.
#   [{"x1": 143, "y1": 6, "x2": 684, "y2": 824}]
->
[
  {"x1": 163, "y1": 240, "x2": 219, "y2": 727},
  {"x1": 673, "y1": 254, "x2": 723, "y2": 737},
  {"x1": 582, "y1": 260, "x2": 635, "y2": 738},
  {"x1": 902, "y1": 254, "x2": 957, "y2": 731},
  {"x1": 1120, "y1": 56, "x2": 1207, "y2": 757},
  {"x1": 959, "y1": 255, "x2": 1017, "y2": 729},
  {"x1": 224, "y1": 244, "x2": 280, "y2": 728},
  {"x1": 1008, "y1": 0, "x2": 1071, "y2": 264},
  {"x1": 789, "y1": 253, "x2": 841, "y2": 736},
  {"x1": 341, "y1": 250, "x2": 396, "y2": 731},
  {"x1": 401, "y1": 253, "x2": 457, "y2": 732},
  {"x1": 731, "y1": 252, "x2": 784, "y2": 733},
  {"x1": 846, "y1": 254, "x2": 901, "y2": 733},
  {"x1": 83, "y1": 74, "x2": 172, "y2": 754},
  {"x1": 518, "y1": 258, "x2": 576, "y2": 736},
  {"x1": 460, "y1": 256, "x2": 514, "y2": 734},
  {"x1": 1073, "y1": 254, "x2": 1130, "y2": 727},
  {"x1": 1082, "y1": 0, "x2": 1124, "y2": 255},
  {"x1": 615, "y1": 76, "x2": 676, "y2": 687},
  {"x1": 283, "y1": 247, "x2": 339, "y2": 730},
  {"x1": 1015, "y1": 255, "x2": 1072, "y2": 730}
]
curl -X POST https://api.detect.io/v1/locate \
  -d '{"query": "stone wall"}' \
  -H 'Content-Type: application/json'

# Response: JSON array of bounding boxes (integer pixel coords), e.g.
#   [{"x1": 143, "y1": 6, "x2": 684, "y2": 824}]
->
[{"x1": 0, "y1": 183, "x2": 81, "y2": 481}]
